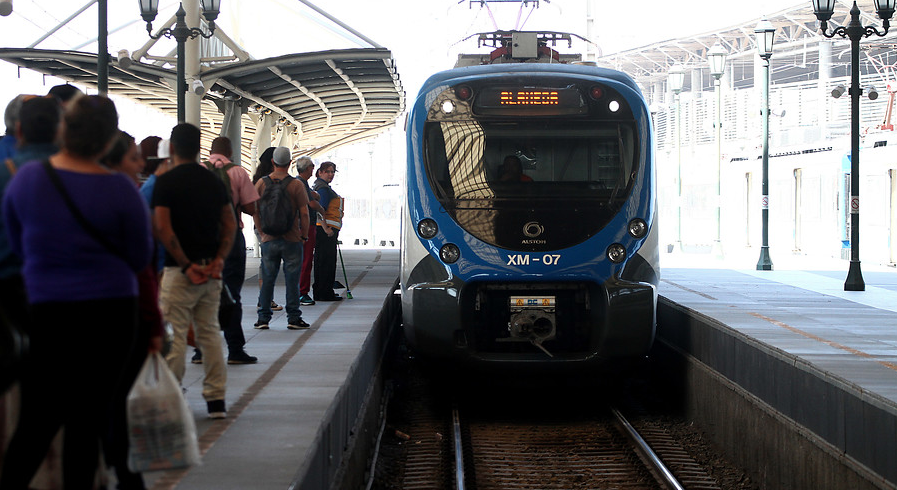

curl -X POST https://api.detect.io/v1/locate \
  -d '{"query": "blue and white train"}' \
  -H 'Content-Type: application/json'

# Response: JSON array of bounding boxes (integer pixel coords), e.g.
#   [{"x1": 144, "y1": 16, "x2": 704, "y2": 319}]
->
[{"x1": 400, "y1": 34, "x2": 659, "y2": 371}]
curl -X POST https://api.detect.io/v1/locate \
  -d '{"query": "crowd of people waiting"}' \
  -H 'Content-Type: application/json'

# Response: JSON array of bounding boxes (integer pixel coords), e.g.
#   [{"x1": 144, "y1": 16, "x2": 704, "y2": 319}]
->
[{"x1": 0, "y1": 87, "x2": 345, "y2": 489}]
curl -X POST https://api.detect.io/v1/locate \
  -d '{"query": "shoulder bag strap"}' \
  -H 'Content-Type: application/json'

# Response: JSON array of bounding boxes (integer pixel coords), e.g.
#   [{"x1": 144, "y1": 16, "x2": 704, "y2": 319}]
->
[{"x1": 42, "y1": 160, "x2": 126, "y2": 261}]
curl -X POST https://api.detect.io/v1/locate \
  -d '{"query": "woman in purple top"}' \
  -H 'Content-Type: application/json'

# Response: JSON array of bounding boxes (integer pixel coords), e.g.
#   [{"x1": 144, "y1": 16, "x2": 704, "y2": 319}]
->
[{"x1": 1, "y1": 95, "x2": 152, "y2": 489}]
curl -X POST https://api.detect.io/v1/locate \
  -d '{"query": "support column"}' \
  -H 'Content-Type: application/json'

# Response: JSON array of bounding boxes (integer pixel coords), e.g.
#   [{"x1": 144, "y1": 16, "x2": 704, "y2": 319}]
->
[
  {"x1": 653, "y1": 81, "x2": 665, "y2": 107},
  {"x1": 818, "y1": 40, "x2": 833, "y2": 138},
  {"x1": 585, "y1": 0, "x2": 596, "y2": 62},
  {"x1": 890, "y1": 169, "x2": 897, "y2": 264},
  {"x1": 185, "y1": 0, "x2": 202, "y2": 126},
  {"x1": 97, "y1": 0, "x2": 108, "y2": 95},
  {"x1": 219, "y1": 98, "x2": 242, "y2": 166},
  {"x1": 691, "y1": 69, "x2": 703, "y2": 93}
]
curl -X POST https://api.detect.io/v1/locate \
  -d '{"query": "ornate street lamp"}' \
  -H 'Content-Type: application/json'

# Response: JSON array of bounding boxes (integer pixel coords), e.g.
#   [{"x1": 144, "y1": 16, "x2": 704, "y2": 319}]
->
[
  {"x1": 669, "y1": 63, "x2": 686, "y2": 95},
  {"x1": 812, "y1": 0, "x2": 895, "y2": 291},
  {"x1": 138, "y1": 0, "x2": 221, "y2": 123},
  {"x1": 708, "y1": 44, "x2": 728, "y2": 252},
  {"x1": 755, "y1": 18, "x2": 775, "y2": 271}
]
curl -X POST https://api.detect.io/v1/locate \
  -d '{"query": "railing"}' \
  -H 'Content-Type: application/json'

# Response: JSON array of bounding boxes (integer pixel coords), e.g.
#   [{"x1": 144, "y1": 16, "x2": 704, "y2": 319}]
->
[{"x1": 653, "y1": 73, "x2": 890, "y2": 154}]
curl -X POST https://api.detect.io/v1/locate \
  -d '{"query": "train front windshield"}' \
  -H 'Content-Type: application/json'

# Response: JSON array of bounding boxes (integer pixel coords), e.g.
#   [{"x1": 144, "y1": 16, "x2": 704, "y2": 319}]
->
[
  {"x1": 426, "y1": 120, "x2": 635, "y2": 200},
  {"x1": 423, "y1": 118, "x2": 639, "y2": 251}
]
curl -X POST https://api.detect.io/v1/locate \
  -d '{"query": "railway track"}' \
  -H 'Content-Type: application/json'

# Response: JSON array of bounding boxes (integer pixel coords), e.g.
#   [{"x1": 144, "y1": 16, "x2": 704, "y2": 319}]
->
[{"x1": 369, "y1": 368, "x2": 725, "y2": 489}]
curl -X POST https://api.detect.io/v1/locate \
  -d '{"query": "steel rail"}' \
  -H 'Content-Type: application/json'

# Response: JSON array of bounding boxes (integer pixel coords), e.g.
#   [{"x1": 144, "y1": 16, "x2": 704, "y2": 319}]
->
[
  {"x1": 452, "y1": 405, "x2": 466, "y2": 490},
  {"x1": 611, "y1": 407, "x2": 685, "y2": 490}
]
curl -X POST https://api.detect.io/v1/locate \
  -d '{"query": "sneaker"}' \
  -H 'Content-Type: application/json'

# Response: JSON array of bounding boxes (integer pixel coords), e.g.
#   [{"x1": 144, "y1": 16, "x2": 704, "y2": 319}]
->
[
  {"x1": 287, "y1": 319, "x2": 310, "y2": 330},
  {"x1": 299, "y1": 294, "x2": 316, "y2": 306},
  {"x1": 254, "y1": 320, "x2": 269, "y2": 330},
  {"x1": 270, "y1": 301, "x2": 283, "y2": 311},
  {"x1": 191, "y1": 350, "x2": 202, "y2": 364},
  {"x1": 228, "y1": 351, "x2": 258, "y2": 364},
  {"x1": 207, "y1": 399, "x2": 226, "y2": 419},
  {"x1": 316, "y1": 295, "x2": 343, "y2": 302}
]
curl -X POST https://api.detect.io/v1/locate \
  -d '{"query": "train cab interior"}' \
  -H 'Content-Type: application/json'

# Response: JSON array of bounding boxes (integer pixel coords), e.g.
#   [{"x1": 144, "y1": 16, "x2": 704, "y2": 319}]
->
[{"x1": 424, "y1": 120, "x2": 638, "y2": 204}]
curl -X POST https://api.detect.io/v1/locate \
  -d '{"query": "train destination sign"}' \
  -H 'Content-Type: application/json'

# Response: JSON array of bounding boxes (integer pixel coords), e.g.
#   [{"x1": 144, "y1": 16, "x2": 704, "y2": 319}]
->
[
  {"x1": 499, "y1": 90, "x2": 559, "y2": 105},
  {"x1": 474, "y1": 86, "x2": 586, "y2": 115}
]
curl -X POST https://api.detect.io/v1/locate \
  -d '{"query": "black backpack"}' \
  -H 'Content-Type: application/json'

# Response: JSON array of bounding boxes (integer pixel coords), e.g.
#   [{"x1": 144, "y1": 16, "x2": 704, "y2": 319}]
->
[{"x1": 258, "y1": 175, "x2": 295, "y2": 236}]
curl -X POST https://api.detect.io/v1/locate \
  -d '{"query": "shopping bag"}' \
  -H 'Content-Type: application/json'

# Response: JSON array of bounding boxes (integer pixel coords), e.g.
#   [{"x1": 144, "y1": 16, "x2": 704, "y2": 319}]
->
[{"x1": 126, "y1": 352, "x2": 201, "y2": 472}]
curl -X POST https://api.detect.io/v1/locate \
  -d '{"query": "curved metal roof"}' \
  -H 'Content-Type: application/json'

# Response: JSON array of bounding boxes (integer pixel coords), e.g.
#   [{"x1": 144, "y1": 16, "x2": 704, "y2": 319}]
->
[
  {"x1": 0, "y1": 46, "x2": 404, "y2": 157},
  {"x1": 202, "y1": 48, "x2": 404, "y2": 155},
  {"x1": 597, "y1": 0, "x2": 897, "y2": 87}
]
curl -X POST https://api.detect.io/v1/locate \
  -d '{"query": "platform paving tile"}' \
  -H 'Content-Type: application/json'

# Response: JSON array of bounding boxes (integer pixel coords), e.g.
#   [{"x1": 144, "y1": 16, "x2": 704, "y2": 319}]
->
[
  {"x1": 135, "y1": 248, "x2": 399, "y2": 490},
  {"x1": 659, "y1": 261, "x2": 897, "y2": 485},
  {"x1": 661, "y1": 266, "x2": 897, "y2": 407}
]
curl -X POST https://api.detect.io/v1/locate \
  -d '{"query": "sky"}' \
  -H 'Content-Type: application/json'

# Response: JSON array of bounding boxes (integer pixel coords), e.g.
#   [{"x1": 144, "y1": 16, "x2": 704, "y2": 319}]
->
[{"x1": 0, "y1": 0, "x2": 805, "y2": 139}]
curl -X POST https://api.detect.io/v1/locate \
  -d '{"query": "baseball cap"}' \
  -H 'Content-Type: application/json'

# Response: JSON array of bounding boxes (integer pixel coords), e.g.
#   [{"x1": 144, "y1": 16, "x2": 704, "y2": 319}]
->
[
  {"x1": 272, "y1": 146, "x2": 291, "y2": 167},
  {"x1": 157, "y1": 138, "x2": 170, "y2": 159}
]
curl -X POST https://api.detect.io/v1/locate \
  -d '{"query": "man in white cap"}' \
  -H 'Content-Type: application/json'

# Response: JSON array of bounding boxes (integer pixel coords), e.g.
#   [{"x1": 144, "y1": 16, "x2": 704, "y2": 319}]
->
[{"x1": 253, "y1": 146, "x2": 311, "y2": 330}]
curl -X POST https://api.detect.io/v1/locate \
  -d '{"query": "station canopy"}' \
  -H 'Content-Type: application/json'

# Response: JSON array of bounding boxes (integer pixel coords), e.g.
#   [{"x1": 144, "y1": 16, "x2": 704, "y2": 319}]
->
[
  {"x1": 0, "y1": 46, "x2": 403, "y2": 158},
  {"x1": 0, "y1": 2, "x2": 404, "y2": 161},
  {"x1": 596, "y1": 0, "x2": 897, "y2": 90}
]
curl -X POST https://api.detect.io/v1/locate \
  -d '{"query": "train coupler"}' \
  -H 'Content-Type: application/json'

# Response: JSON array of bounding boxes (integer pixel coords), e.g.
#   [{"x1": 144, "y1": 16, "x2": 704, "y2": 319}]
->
[{"x1": 498, "y1": 295, "x2": 556, "y2": 357}]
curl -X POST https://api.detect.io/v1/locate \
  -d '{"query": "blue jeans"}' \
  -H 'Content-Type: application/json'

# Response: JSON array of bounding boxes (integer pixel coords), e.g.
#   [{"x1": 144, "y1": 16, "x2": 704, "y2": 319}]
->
[{"x1": 257, "y1": 238, "x2": 304, "y2": 323}]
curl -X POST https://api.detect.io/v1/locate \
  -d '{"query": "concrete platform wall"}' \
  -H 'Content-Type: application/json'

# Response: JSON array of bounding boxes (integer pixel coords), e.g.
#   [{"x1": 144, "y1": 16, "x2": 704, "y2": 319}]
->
[
  {"x1": 292, "y1": 280, "x2": 401, "y2": 490},
  {"x1": 656, "y1": 298, "x2": 897, "y2": 490}
]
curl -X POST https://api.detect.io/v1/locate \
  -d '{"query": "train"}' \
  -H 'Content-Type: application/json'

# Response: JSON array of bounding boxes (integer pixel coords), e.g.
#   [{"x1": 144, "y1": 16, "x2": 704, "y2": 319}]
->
[
  {"x1": 399, "y1": 32, "x2": 659, "y2": 372},
  {"x1": 719, "y1": 130, "x2": 897, "y2": 266}
]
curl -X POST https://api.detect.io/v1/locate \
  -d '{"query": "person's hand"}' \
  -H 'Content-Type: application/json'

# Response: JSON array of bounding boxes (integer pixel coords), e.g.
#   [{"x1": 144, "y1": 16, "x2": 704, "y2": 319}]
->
[
  {"x1": 205, "y1": 257, "x2": 225, "y2": 279},
  {"x1": 185, "y1": 263, "x2": 209, "y2": 284},
  {"x1": 147, "y1": 334, "x2": 164, "y2": 353},
  {"x1": 325, "y1": 227, "x2": 334, "y2": 237}
]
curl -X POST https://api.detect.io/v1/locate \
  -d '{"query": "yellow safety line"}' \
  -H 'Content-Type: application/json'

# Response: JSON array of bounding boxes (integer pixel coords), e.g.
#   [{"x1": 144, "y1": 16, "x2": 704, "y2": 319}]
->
[{"x1": 748, "y1": 311, "x2": 897, "y2": 372}]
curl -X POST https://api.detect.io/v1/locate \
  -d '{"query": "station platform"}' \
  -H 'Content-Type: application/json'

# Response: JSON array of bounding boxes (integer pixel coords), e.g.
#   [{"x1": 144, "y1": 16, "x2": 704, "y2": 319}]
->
[
  {"x1": 12, "y1": 246, "x2": 891, "y2": 489},
  {"x1": 656, "y1": 251, "x2": 897, "y2": 489},
  {"x1": 143, "y1": 247, "x2": 400, "y2": 490},
  {"x1": 139, "y1": 247, "x2": 897, "y2": 489}
]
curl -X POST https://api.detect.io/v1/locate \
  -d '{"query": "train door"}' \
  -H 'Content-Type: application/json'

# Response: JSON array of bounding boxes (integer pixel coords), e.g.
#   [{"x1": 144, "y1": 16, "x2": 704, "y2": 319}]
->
[
  {"x1": 890, "y1": 169, "x2": 897, "y2": 265},
  {"x1": 794, "y1": 168, "x2": 802, "y2": 252}
]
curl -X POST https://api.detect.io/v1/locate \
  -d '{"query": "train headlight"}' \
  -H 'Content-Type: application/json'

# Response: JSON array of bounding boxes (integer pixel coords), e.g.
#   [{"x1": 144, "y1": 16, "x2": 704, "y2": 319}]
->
[
  {"x1": 606, "y1": 243, "x2": 626, "y2": 263},
  {"x1": 441, "y1": 100, "x2": 455, "y2": 114},
  {"x1": 628, "y1": 218, "x2": 648, "y2": 238},
  {"x1": 417, "y1": 218, "x2": 438, "y2": 239},
  {"x1": 440, "y1": 243, "x2": 461, "y2": 264},
  {"x1": 608, "y1": 100, "x2": 621, "y2": 113}
]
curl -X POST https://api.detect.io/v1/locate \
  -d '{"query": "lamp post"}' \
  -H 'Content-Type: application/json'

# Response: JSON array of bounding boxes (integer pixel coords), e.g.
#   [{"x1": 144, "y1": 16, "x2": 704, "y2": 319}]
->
[
  {"x1": 755, "y1": 18, "x2": 775, "y2": 271},
  {"x1": 812, "y1": 0, "x2": 895, "y2": 291},
  {"x1": 98, "y1": 0, "x2": 108, "y2": 95},
  {"x1": 708, "y1": 44, "x2": 728, "y2": 252},
  {"x1": 138, "y1": 0, "x2": 221, "y2": 123},
  {"x1": 669, "y1": 63, "x2": 686, "y2": 249}
]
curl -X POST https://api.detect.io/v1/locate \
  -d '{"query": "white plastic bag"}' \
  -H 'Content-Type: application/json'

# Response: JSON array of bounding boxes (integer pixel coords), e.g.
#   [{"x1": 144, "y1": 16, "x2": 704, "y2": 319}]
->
[{"x1": 126, "y1": 352, "x2": 201, "y2": 472}]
